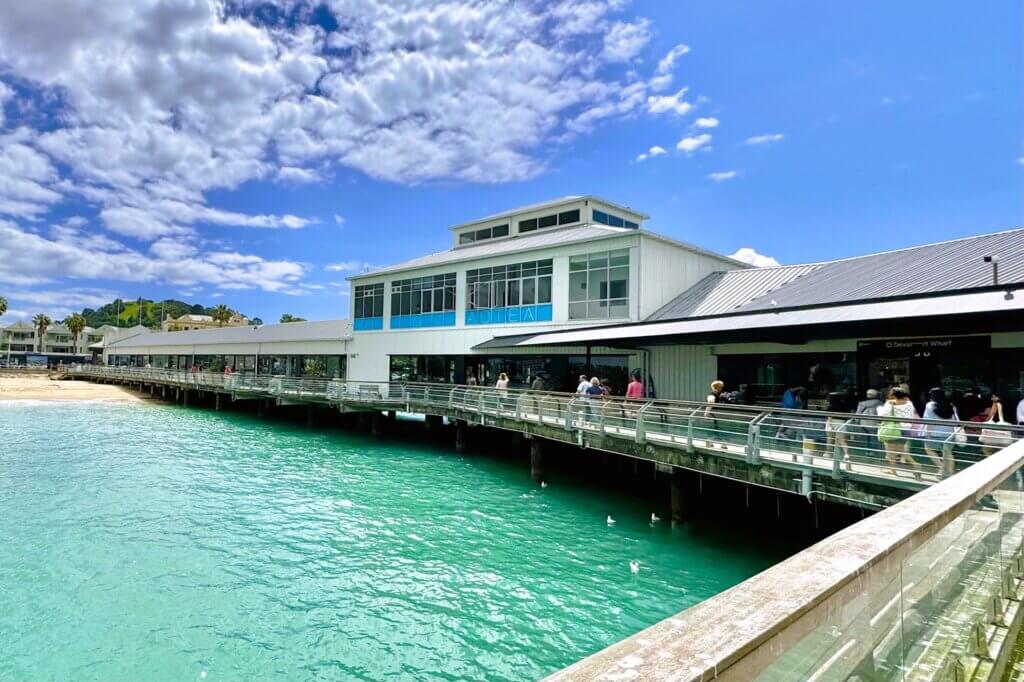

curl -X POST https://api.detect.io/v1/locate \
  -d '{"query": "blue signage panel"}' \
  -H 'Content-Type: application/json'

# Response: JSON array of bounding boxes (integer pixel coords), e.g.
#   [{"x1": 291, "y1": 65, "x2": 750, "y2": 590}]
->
[
  {"x1": 390, "y1": 311, "x2": 457, "y2": 329},
  {"x1": 465, "y1": 304, "x2": 553, "y2": 326},
  {"x1": 353, "y1": 317, "x2": 384, "y2": 331}
]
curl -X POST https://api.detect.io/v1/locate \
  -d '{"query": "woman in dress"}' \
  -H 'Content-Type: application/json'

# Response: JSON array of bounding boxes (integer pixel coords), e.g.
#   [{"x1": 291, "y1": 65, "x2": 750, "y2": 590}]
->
[{"x1": 877, "y1": 386, "x2": 921, "y2": 476}]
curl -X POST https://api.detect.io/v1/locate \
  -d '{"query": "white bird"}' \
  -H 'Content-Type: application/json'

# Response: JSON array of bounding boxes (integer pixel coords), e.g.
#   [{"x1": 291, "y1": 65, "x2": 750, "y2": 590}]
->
[
  {"x1": 630, "y1": 560, "x2": 640, "y2": 574},
  {"x1": 607, "y1": 515, "x2": 616, "y2": 525},
  {"x1": 650, "y1": 513, "x2": 661, "y2": 523},
  {"x1": 540, "y1": 481, "x2": 548, "y2": 488}
]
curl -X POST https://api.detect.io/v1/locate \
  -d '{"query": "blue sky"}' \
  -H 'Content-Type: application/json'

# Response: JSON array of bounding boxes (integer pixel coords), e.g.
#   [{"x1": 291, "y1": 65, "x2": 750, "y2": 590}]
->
[{"x1": 0, "y1": 0, "x2": 1020, "y2": 324}]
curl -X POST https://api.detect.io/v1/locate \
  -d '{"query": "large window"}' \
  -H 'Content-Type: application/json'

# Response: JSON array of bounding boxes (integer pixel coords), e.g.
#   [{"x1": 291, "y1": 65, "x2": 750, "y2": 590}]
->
[
  {"x1": 592, "y1": 209, "x2": 639, "y2": 229},
  {"x1": 466, "y1": 259, "x2": 553, "y2": 324},
  {"x1": 569, "y1": 249, "x2": 630, "y2": 319},
  {"x1": 458, "y1": 224, "x2": 509, "y2": 245},
  {"x1": 353, "y1": 283, "x2": 384, "y2": 330},
  {"x1": 390, "y1": 273, "x2": 456, "y2": 328},
  {"x1": 518, "y1": 208, "x2": 581, "y2": 234}
]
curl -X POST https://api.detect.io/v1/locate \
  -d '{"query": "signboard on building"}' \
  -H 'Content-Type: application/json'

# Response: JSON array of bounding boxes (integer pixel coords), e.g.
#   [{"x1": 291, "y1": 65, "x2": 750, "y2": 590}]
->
[{"x1": 856, "y1": 336, "x2": 991, "y2": 354}]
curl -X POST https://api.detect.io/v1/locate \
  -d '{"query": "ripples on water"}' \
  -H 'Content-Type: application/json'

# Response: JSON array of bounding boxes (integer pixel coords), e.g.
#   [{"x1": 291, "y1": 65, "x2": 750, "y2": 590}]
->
[{"x1": 0, "y1": 403, "x2": 783, "y2": 680}]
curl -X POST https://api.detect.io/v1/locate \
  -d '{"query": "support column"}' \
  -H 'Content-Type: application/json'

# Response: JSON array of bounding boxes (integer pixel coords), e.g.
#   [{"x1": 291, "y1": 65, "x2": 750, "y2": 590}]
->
[
  {"x1": 306, "y1": 404, "x2": 315, "y2": 427},
  {"x1": 425, "y1": 414, "x2": 443, "y2": 433},
  {"x1": 455, "y1": 419, "x2": 468, "y2": 453},
  {"x1": 215, "y1": 393, "x2": 223, "y2": 411},
  {"x1": 671, "y1": 470, "x2": 687, "y2": 527},
  {"x1": 530, "y1": 439, "x2": 545, "y2": 483},
  {"x1": 182, "y1": 389, "x2": 190, "y2": 407},
  {"x1": 257, "y1": 399, "x2": 266, "y2": 418},
  {"x1": 371, "y1": 411, "x2": 387, "y2": 437},
  {"x1": 149, "y1": 384, "x2": 155, "y2": 396},
  {"x1": 161, "y1": 386, "x2": 167, "y2": 400}
]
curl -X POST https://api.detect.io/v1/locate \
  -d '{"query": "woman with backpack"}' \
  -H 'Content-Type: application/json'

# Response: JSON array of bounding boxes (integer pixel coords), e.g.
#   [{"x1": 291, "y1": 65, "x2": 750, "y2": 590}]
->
[{"x1": 877, "y1": 386, "x2": 922, "y2": 477}]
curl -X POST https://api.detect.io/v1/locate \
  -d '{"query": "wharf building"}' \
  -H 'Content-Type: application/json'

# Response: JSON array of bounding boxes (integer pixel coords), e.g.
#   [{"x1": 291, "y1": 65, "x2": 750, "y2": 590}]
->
[{"x1": 102, "y1": 196, "x2": 1024, "y2": 416}]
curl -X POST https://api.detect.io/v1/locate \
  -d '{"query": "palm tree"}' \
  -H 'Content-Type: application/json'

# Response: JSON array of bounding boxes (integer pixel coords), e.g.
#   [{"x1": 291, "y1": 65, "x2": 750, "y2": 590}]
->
[
  {"x1": 0, "y1": 296, "x2": 7, "y2": 318},
  {"x1": 66, "y1": 313, "x2": 86, "y2": 355},
  {"x1": 33, "y1": 313, "x2": 51, "y2": 353},
  {"x1": 211, "y1": 304, "x2": 232, "y2": 327},
  {"x1": 280, "y1": 313, "x2": 306, "y2": 323}
]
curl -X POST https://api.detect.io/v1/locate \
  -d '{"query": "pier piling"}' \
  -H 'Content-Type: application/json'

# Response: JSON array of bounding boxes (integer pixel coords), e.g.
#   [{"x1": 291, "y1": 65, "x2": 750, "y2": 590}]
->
[
  {"x1": 671, "y1": 470, "x2": 686, "y2": 526},
  {"x1": 530, "y1": 439, "x2": 545, "y2": 483},
  {"x1": 183, "y1": 390, "x2": 190, "y2": 407},
  {"x1": 306, "y1": 404, "x2": 315, "y2": 426},
  {"x1": 455, "y1": 419, "x2": 467, "y2": 453},
  {"x1": 371, "y1": 411, "x2": 387, "y2": 437},
  {"x1": 215, "y1": 394, "x2": 223, "y2": 411}
]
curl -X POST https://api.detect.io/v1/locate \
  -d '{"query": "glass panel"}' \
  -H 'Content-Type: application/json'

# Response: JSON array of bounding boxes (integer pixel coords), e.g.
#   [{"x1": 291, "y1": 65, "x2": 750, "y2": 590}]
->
[
  {"x1": 508, "y1": 280, "x2": 520, "y2": 306},
  {"x1": 569, "y1": 255, "x2": 588, "y2": 271},
  {"x1": 476, "y1": 227, "x2": 491, "y2": 240},
  {"x1": 593, "y1": 209, "x2": 609, "y2": 225},
  {"x1": 569, "y1": 272, "x2": 587, "y2": 301},
  {"x1": 372, "y1": 295, "x2": 383, "y2": 317},
  {"x1": 569, "y1": 302, "x2": 587, "y2": 319},
  {"x1": 608, "y1": 214, "x2": 625, "y2": 227},
  {"x1": 609, "y1": 299, "x2": 628, "y2": 318},
  {"x1": 589, "y1": 269, "x2": 607, "y2": 299},
  {"x1": 444, "y1": 288, "x2": 455, "y2": 311},
  {"x1": 609, "y1": 267, "x2": 629, "y2": 298},
  {"x1": 589, "y1": 252, "x2": 608, "y2": 269},
  {"x1": 421, "y1": 290, "x2": 432, "y2": 313},
  {"x1": 459, "y1": 232, "x2": 474, "y2": 244},
  {"x1": 433, "y1": 289, "x2": 444, "y2": 311},
  {"x1": 588, "y1": 301, "x2": 608, "y2": 318},
  {"x1": 609, "y1": 249, "x2": 629, "y2": 266},
  {"x1": 492, "y1": 224, "x2": 509, "y2": 237},
  {"x1": 522, "y1": 278, "x2": 536, "y2": 305},
  {"x1": 493, "y1": 281, "x2": 506, "y2": 308},
  {"x1": 624, "y1": 220, "x2": 639, "y2": 229},
  {"x1": 519, "y1": 218, "x2": 537, "y2": 232},
  {"x1": 538, "y1": 214, "x2": 557, "y2": 228},
  {"x1": 558, "y1": 209, "x2": 580, "y2": 225},
  {"x1": 411, "y1": 292, "x2": 421, "y2": 314},
  {"x1": 538, "y1": 276, "x2": 552, "y2": 304}
]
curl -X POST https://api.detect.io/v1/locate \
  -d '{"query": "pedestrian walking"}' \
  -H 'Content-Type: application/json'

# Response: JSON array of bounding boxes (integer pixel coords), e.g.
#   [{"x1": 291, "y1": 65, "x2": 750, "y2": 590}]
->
[
  {"x1": 922, "y1": 387, "x2": 957, "y2": 472},
  {"x1": 877, "y1": 387, "x2": 922, "y2": 477}
]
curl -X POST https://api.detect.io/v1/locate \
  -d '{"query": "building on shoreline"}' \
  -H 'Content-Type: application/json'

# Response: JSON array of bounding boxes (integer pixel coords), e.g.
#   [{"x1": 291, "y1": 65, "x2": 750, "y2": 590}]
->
[
  {"x1": 161, "y1": 312, "x2": 249, "y2": 332},
  {"x1": 0, "y1": 321, "x2": 150, "y2": 367},
  {"x1": 98, "y1": 196, "x2": 1024, "y2": 415}
]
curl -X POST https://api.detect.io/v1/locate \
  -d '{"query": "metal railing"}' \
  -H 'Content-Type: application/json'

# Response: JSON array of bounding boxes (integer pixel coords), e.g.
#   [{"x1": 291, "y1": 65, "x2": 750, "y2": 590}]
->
[
  {"x1": 68, "y1": 367, "x2": 1023, "y2": 487},
  {"x1": 547, "y1": 438, "x2": 1024, "y2": 681}
]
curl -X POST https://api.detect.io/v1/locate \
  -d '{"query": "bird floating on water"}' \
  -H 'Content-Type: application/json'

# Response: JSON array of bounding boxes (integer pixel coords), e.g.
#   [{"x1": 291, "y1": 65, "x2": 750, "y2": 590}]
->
[
  {"x1": 540, "y1": 481, "x2": 548, "y2": 488},
  {"x1": 630, "y1": 560, "x2": 640, "y2": 574},
  {"x1": 607, "y1": 515, "x2": 616, "y2": 525},
  {"x1": 650, "y1": 513, "x2": 661, "y2": 523}
]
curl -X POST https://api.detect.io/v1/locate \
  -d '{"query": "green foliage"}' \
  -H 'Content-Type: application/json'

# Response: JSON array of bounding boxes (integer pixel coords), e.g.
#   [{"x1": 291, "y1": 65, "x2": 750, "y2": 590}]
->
[
  {"x1": 211, "y1": 304, "x2": 232, "y2": 326},
  {"x1": 77, "y1": 298, "x2": 248, "y2": 330},
  {"x1": 279, "y1": 313, "x2": 306, "y2": 323},
  {"x1": 0, "y1": 296, "x2": 7, "y2": 317}
]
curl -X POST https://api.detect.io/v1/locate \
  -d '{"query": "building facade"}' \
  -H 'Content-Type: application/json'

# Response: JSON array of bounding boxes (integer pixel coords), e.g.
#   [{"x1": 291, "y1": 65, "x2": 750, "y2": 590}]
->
[
  {"x1": 345, "y1": 196, "x2": 743, "y2": 392},
  {"x1": 161, "y1": 313, "x2": 249, "y2": 332},
  {"x1": 0, "y1": 321, "x2": 138, "y2": 366}
]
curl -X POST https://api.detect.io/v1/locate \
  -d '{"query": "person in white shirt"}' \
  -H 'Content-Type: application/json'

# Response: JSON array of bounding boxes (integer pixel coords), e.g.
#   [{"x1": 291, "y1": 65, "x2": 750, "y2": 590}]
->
[
  {"x1": 576, "y1": 375, "x2": 590, "y2": 395},
  {"x1": 1017, "y1": 397, "x2": 1024, "y2": 426}
]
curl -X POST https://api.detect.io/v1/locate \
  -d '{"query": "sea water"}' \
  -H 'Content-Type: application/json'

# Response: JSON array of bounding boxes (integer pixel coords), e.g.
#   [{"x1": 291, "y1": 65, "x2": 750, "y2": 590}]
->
[{"x1": 0, "y1": 402, "x2": 786, "y2": 680}]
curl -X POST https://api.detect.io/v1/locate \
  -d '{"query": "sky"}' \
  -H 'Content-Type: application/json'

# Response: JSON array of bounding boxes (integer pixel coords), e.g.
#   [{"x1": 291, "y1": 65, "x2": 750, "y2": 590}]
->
[{"x1": 0, "y1": 0, "x2": 1020, "y2": 325}]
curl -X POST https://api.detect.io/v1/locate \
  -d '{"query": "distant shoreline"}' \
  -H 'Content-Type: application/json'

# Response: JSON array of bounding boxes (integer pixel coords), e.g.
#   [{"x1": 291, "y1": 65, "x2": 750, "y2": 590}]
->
[{"x1": 0, "y1": 375, "x2": 147, "y2": 403}]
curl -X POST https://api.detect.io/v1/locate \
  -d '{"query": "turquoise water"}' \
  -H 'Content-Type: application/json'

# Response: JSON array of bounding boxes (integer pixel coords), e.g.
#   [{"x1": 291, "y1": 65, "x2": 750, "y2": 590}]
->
[{"x1": 1, "y1": 402, "x2": 784, "y2": 680}]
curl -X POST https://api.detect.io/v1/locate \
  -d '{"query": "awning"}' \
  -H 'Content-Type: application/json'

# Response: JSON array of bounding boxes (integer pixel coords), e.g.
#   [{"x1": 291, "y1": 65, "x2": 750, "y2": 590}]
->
[{"x1": 493, "y1": 289, "x2": 1024, "y2": 348}]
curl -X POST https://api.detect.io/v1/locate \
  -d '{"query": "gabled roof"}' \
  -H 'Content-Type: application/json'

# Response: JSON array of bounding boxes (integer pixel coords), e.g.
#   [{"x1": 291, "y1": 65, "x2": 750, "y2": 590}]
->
[
  {"x1": 650, "y1": 227, "x2": 1024, "y2": 322},
  {"x1": 3, "y1": 320, "x2": 35, "y2": 331},
  {"x1": 106, "y1": 319, "x2": 352, "y2": 349}
]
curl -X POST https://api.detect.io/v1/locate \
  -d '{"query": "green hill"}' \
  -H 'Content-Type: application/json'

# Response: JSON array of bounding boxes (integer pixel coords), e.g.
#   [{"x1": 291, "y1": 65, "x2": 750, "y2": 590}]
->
[{"x1": 77, "y1": 299, "x2": 249, "y2": 330}]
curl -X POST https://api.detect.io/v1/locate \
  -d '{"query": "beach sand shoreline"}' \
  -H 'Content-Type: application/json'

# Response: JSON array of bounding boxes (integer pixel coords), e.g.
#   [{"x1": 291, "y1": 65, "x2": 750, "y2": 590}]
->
[{"x1": 0, "y1": 375, "x2": 146, "y2": 403}]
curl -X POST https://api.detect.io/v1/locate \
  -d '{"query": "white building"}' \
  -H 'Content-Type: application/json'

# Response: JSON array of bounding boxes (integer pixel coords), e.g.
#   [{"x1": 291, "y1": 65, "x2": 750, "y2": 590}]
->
[{"x1": 345, "y1": 196, "x2": 743, "y2": 392}]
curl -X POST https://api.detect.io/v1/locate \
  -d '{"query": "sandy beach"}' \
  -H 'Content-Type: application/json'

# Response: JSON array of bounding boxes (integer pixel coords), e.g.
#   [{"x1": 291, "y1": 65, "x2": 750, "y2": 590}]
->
[{"x1": 0, "y1": 374, "x2": 145, "y2": 402}]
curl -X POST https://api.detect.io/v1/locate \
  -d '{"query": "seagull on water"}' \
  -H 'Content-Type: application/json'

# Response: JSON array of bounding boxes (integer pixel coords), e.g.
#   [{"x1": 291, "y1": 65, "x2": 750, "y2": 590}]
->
[
  {"x1": 650, "y1": 512, "x2": 661, "y2": 524},
  {"x1": 630, "y1": 560, "x2": 640, "y2": 574},
  {"x1": 607, "y1": 515, "x2": 616, "y2": 526},
  {"x1": 540, "y1": 481, "x2": 548, "y2": 488}
]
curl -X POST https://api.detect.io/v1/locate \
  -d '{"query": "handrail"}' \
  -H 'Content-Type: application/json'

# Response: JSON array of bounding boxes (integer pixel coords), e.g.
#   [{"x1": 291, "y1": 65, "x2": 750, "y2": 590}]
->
[{"x1": 546, "y1": 437, "x2": 1024, "y2": 681}]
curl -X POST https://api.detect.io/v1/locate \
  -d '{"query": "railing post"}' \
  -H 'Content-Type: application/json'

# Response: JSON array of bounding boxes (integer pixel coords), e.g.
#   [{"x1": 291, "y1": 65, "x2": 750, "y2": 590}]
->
[
  {"x1": 686, "y1": 407, "x2": 697, "y2": 453},
  {"x1": 516, "y1": 392, "x2": 527, "y2": 420},
  {"x1": 832, "y1": 419, "x2": 853, "y2": 480},
  {"x1": 564, "y1": 397, "x2": 576, "y2": 432},
  {"x1": 635, "y1": 402, "x2": 652, "y2": 444},
  {"x1": 942, "y1": 432, "x2": 956, "y2": 479}
]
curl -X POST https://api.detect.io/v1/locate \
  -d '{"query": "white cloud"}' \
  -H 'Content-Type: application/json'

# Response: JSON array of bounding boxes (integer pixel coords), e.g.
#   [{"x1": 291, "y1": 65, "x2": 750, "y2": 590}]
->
[
  {"x1": 707, "y1": 170, "x2": 738, "y2": 182},
  {"x1": 333, "y1": 213, "x2": 345, "y2": 225},
  {"x1": 693, "y1": 117, "x2": 719, "y2": 129},
  {"x1": 635, "y1": 145, "x2": 667, "y2": 162},
  {"x1": 1017, "y1": 157, "x2": 1024, "y2": 167},
  {"x1": 276, "y1": 166, "x2": 319, "y2": 184},
  {"x1": 745, "y1": 133, "x2": 785, "y2": 145},
  {"x1": 0, "y1": 81, "x2": 12, "y2": 128},
  {"x1": 602, "y1": 19, "x2": 651, "y2": 62},
  {"x1": 656, "y1": 44, "x2": 690, "y2": 75},
  {"x1": 730, "y1": 247, "x2": 781, "y2": 268},
  {"x1": 0, "y1": 218, "x2": 307, "y2": 292},
  {"x1": 676, "y1": 133, "x2": 711, "y2": 153},
  {"x1": 647, "y1": 87, "x2": 691, "y2": 116},
  {"x1": 325, "y1": 260, "x2": 375, "y2": 274}
]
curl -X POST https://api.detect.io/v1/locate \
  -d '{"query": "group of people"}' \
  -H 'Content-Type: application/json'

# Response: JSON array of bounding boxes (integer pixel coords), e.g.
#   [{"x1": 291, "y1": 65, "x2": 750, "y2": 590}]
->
[{"x1": 707, "y1": 378, "x2": 1022, "y2": 475}]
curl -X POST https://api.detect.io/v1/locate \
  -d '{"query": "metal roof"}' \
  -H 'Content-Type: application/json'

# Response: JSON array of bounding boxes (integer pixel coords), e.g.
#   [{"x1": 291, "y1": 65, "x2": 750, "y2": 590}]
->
[
  {"x1": 648, "y1": 264, "x2": 820, "y2": 320},
  {"x1": 106, "y1": 319, "x2": 352, "y2": 349},
  {"x1": 507, "y1": 288, "x2": 1024, "y2": 347},
  {"x1": 349, "y1": 225, "x2": 637, "y2": 278},
  {"x1": 649, "y1": 227, "x2": 1024, "y2": 321},
  {"x1": 448, "y1": 195, "x2": 649, "y2": 230},
  {"x1": 351, "y1": 224, "x2": 744, "y2": 280}
]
